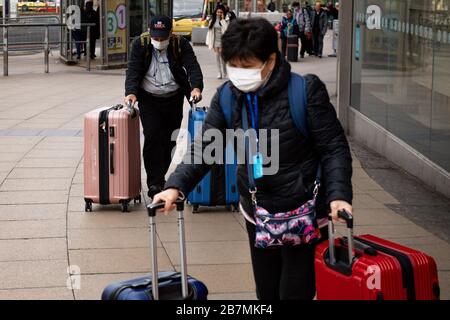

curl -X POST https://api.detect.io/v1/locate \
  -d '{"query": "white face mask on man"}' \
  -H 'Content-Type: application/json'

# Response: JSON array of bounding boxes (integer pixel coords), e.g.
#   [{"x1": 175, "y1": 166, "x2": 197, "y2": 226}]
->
[
  {"x1": 151, "y1": 38, "x2": 170, "y2": 50},
  {"x1": 226, "y1": 62, "x2": 272, "y2": 93}
]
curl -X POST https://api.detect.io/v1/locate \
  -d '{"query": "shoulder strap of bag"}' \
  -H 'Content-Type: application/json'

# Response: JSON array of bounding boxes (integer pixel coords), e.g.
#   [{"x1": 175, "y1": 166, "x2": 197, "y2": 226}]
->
[
  {"x1": 288, "y1": 73, "x2": 309, "y2": 138},
  {"x1": 220, "y1": 74, "x2": 308, "y2": 134},
  {"x1": 219, "y1": 83, "x2": 234, "y2": 129},
  {"x1": 288, "y1": 73, "x2": 321, "y2": 183}
]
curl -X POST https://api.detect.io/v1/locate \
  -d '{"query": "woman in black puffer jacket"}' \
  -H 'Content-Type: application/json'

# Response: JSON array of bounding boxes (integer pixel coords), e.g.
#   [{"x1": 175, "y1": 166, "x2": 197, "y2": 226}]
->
[{"x1": 153, "y1": 18, "x2": 353, "y2": 300}]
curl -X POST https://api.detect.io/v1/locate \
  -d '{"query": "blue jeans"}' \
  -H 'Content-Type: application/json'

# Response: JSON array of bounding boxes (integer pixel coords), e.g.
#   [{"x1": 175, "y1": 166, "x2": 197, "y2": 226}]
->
[{"x1": 72, "y1": 30, "x2": 85, "y2": 58}]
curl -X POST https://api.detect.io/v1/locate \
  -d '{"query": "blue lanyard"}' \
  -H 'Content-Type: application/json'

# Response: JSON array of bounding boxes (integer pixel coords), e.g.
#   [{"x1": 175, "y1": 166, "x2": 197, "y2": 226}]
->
[
  {"x1": 246, "y1": 93, "x2": 260, "y2": 153},
  {"x1": 246, "y1": 93, "x2": 259, "y2": 140}
]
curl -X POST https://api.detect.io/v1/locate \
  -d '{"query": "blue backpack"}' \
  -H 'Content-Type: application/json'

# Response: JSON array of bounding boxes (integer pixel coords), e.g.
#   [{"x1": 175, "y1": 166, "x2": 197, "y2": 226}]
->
[{"x1": 219, "y1": 73, "x2": 309, "y2": 137}]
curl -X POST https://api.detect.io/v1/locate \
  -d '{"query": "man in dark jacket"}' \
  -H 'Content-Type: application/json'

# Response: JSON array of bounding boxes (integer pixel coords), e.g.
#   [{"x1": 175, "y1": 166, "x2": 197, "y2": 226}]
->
[
  {"x1": 84, "y1": 1, "x2": 99, "y2": 59},
  {"x1": 152, "y1": 18, "x2": 353, "y2": 300},
  {"x1": 311, "y1": 1, "x2": 328, "y2": 57},
  {"x1": 124, "y1": 15, "x2": 203, "y2": 198}
]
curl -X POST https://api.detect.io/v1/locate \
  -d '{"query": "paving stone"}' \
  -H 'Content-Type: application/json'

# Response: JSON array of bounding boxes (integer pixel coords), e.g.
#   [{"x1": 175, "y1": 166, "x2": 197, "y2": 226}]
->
[
  {"x1": 68, "y1": 228, "x2": 162, "y2": 249},
  {"x1": 0, "y1": 219, "x2": 66, "y2": 239},
  {"x1": 0, "y1": 178, "x2": 72, "y2": 191},
  {"x1": 0, "y1": 204, "x2": 67, "y2": 221},
  {"x1": 7, "y1": 167, "x2": 76, "y2": 179},
  {"x1": 157, "y1": 221, "x2": 248, "y2": 243},
  {"x1": 164, "y1": 241, "x2": 251, "y2": 266},
  {"x1": 178, "y1": 264, "x2": 255, "y2": 294},
  {"x1": 0, "y1": 238, "x2": 67, "y2": 262},
  {"x1": 0, "y1": 260, "x2": 68, "y2": 289},
  {"x1": 0, "y1": 287, "x2": 74, "y2": 300},
  {"x1": 352, "y1": 177, "x2": 384, "y2": 191},
  {"x1": 0, "y1": 162, "x2": 16, "y2": 172},
  {"x1": 352, "y1": 194, "x2": 387, "y2": 209},
  {"x1": 16, "y1": 158, "x2": 80, "y2": 168},
  {"x1": 0, "y1": 191, "x2": 68, "y2": 205},
  {"x1": 69, "y1": 248, "x2": 173, "y2": 274},
  {"x1": 353, "y1": 208, "x2": 412, "y2": 226},
  {"x1": 25, "y1": 149, "x2": 83, "y2": 159},
  {"x1": 68, "y1": 211, "x2": 147, "y2": 229},
  {"x1": 0, "y1": 153, "x2": 25, "y2": 162}
]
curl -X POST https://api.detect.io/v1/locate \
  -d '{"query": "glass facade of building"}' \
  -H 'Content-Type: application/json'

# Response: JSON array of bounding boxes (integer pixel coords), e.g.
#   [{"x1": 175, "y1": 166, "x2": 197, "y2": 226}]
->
[{"x1": 350, "y1": 0, "x2": 450, "y2": 172}]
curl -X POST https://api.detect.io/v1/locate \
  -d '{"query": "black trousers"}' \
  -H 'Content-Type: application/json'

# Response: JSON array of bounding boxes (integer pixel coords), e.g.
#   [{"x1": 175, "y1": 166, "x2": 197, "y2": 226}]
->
[
  {"x1": 138, "y1": 89, "x2": 184, "y2": 189},
  {"x1": 312, "y1": 32, "x2": 324, "y2": 56},
  {"x1": 89, "y1": 35, "x2": 96, "y2": 57},
  {"x1": 246, "y1": 220, "x2": 317, "y2": 300},
  {"x1": 299, "y1": 32, "x2": 312, "y2": 56}
]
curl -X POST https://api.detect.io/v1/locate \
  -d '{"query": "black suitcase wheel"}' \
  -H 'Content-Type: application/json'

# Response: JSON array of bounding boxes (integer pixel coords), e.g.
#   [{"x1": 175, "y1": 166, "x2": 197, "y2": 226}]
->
[
  {"x1": 84, "y1": 201, "x2": 93, "y2": 213},
  {"x1": 133, "y1": 195, "x2": 141, "y2": 204},
  {"x1": 192, "y1": 205, "x2": 199, "y2": 214},
  {"x1": 121, "y1": 203, "x2": 129, "y2": 213},
  {"x1": 232, "y1": 203, "x2": 239, "y2": 212}
]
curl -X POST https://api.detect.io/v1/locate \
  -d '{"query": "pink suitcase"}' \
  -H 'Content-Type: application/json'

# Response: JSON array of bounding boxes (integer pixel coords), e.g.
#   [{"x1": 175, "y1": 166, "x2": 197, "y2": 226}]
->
[{"x1": 84, "y1": 103, "x2": 141, "y2": 212}]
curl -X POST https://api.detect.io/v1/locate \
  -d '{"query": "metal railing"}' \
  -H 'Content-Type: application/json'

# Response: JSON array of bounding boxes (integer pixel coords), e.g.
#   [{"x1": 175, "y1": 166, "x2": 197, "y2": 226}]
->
[{"x1": 1, "y1": 22, "x2": 95, "y2": 76}]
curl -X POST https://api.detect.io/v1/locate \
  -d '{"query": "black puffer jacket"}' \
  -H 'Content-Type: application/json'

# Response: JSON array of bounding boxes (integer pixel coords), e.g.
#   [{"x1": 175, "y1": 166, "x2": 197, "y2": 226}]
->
[{"x1": 165, "y1": 54, "x2": 352, "y2": 219}]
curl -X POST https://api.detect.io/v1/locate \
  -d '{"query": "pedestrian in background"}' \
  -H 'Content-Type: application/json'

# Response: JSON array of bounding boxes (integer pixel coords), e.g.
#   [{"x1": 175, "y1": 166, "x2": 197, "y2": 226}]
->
[
  {"x1": 206, "y1": 5, "x2": 229, "y2": 79},
  {"x1": 267, "y1": 0, "x2": 276, "y2": 12},
  {"x1": 292, "y1": 1, "x2": 312, "y2": 58},
  {"x1": 223, "y1": 4, "x2": 237, "y2": 22},
  {"x1": 84, "y1": 0, "x2": 99, "y2": 59},
  {"x1": 280, "y1": 9, "x2": 300, "y2": 58},
  {"x1": 311, "y1": 1, "x2": 328, "y2": 58},
  {"x1": 326, "y1": 1, "x2": 339, "y2": 29},
  {"x1": 124, "y1": 15, "x2": 203, "y2": 199},
  {"x1": 72, "y1": 1, "x2": 85, "y2": 60}
]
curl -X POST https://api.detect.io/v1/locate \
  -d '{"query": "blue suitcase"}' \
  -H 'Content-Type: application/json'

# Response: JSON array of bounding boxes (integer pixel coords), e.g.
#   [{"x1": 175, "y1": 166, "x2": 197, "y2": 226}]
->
[
  {"x1": 187, "y1": 106, "x2": 239, "y2": 213},
  {"x1": 101, "y1": 201, "x2": 208, "y2": 300}
]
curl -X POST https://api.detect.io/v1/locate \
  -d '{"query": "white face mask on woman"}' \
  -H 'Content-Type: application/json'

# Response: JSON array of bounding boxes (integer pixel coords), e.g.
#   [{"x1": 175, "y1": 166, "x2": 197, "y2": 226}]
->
[
  {"x1": 151, "y1": 38, "x2": 170, "y2": 51},
  {"x1": 226, "y1": 62, "x2": 272, "y2": 93}
]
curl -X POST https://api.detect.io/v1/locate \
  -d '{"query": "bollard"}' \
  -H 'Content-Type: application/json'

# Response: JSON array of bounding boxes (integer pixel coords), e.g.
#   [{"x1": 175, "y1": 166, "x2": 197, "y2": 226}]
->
[
  {"x1": 44, "y1": 26, "x2": 49, "y2": 73},
  {"x1": 86, "y1": 26, "x2": 91, "y2": 71},
  {"x1": 3, "y1": 26, "x2": 8, "y2": 76}
]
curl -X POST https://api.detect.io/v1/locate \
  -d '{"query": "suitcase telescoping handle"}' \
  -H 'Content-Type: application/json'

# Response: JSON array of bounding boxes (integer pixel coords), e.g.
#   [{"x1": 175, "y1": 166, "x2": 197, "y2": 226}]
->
[
  {"x1": 328, "y1": 210, "x2": 355, "y2": 266},
  {"x1": 147, "y1": 200, "x2": 188, "y2": 300}
]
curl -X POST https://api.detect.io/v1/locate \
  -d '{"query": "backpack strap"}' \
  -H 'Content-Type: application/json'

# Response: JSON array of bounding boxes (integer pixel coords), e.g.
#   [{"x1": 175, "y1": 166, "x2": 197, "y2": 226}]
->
[
  {"x1": 170, "y1": 35, "x2": 182, "y2": 65},
  {"x1": 288, "y1": 73, "x2": 321, "y2": 183},
  {"x1": 219, "y1": 83, "x2": 234, "y2": 129},
  {"x1": 140, "y1": 31, "x2": 150, "y2": 47},
  {"x1": 288, "y1": 73, "x2": 309, "y2": 138}
]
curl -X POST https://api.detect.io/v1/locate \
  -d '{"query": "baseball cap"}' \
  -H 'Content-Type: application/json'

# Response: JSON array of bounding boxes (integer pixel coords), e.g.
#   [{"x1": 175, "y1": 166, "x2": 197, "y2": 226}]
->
[{"x1": 149, "y1": 15, "x2": 172, "y2": 38}]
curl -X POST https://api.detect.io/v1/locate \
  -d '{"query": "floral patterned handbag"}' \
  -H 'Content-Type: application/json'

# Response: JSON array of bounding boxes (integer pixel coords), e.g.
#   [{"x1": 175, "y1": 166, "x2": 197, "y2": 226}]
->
[{"x1": 241, "y1": 102, "x2": 322, "y2": 249}]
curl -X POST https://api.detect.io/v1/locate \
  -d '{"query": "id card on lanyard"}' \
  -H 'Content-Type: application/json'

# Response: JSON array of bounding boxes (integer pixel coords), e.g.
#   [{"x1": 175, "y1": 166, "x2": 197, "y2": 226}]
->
[{"x1": 246, "y1": 94, "x2": 264, "y2": 180}]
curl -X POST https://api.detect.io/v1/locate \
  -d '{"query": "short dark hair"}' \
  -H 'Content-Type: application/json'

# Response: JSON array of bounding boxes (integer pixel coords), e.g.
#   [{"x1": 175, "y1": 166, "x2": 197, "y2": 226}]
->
[{"x1": 221, "y1": 18, "x2": 278, "y2": 63}]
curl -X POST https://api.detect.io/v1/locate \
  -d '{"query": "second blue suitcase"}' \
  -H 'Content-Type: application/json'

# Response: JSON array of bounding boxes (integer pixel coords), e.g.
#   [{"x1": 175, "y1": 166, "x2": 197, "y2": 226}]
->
[{"x1": 187, "y1": 106, "x2": 239, "y2": 213}]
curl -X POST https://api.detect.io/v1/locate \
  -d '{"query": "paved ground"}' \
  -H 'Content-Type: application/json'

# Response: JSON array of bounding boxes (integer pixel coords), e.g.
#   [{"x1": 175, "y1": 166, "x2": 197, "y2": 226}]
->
[{"x1": 0, "y1": 32, "x2": 448, "y2": 300}]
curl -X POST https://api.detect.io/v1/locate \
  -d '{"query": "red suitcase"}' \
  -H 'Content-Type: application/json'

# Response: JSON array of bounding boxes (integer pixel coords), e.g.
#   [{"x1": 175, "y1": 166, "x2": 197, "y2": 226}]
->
[
  {"x1": 84, "y1": 102, "x2": 141, "y2": 213},
  {"x1": 315, "y1": 211, "x2": 440, "y2": 300}
]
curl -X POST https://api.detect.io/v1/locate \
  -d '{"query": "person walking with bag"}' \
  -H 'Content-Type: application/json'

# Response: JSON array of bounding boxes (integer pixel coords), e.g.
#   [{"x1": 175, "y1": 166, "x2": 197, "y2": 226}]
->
[
  {"x1": 206, "y1": 5, "x2": 229, "y2": 79},
  {"x1": 293, "y1": 1, "x2": 313, "y2": 58},
  {"x1": 124, "y1": 15, "x2": 203, "y2": 199},
  {"x1": 280, "y1": 9, "x2": 300, "y2": 58},
  {"x1": 311, "y1": 1, "x2": 328, "y2": 58},
  {"x1": 152, "y1": 18, "x2": 353, "y2": 300}
]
